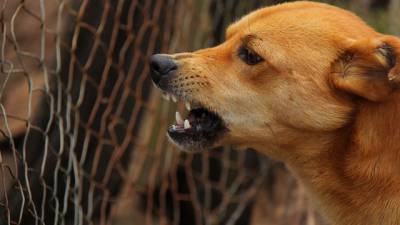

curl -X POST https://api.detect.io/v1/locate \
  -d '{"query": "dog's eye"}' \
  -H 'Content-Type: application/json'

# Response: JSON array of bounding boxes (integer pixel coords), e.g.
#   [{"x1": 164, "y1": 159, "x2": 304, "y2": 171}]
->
[{"x1": 238, "y1": 47, "x2": 263, "y2": 65}]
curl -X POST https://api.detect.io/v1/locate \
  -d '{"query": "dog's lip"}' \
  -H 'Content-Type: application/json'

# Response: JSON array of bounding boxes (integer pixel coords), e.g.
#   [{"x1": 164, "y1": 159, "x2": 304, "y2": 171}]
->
[
  {"x1": 161, "y1": 90, "x2": 224, "y2": 125},
  {"x1": 161, "y1": 91, "x2": 201, "y2": 110}
]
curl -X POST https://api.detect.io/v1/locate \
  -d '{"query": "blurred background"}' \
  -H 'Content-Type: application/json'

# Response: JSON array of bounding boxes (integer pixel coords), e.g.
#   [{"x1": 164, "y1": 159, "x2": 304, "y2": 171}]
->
[{"x1": 0, "y1": 0, "x2": 398, "y2": 225}]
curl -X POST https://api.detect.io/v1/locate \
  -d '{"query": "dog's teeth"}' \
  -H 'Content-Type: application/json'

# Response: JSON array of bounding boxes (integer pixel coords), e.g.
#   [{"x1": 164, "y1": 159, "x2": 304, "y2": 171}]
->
[
  {"x1": 162, "y1": 94, "x2": 170, "y2": 101},
  {"x1": 172, "y1": 96, "x2": 177, "y2": 103},
  {"x1": 185, "y1": 102, "x2": 191, "y2": 110},
  {"x1": 175, "y1": 111, "x2": 184, "y2": 125},
  {"x1": 184, "y1": 119, "x2": 191, "y2": 129}
]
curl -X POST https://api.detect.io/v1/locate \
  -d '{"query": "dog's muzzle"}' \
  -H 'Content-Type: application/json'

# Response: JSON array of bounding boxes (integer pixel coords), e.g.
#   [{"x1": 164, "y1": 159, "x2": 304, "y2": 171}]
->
[{"x1": 148, "y1": 53, "x2": 228, "y2": 152}]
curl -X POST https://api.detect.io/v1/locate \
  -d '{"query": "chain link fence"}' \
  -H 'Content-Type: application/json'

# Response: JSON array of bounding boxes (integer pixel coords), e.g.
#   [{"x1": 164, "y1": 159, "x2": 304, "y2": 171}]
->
[{"x1": 4, "y1": 0, "x2": 397, "y2": 224}]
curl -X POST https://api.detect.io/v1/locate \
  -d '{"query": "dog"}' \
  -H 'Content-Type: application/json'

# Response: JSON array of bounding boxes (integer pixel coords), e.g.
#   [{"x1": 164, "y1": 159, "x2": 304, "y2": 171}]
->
[{"x1": 149, "y1": 1, "x2": 400, "y2": 225}]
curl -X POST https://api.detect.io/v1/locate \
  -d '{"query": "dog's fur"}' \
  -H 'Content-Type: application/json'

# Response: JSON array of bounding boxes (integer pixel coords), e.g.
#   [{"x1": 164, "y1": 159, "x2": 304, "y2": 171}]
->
[{"x1": 159, "y1": 2, "x2": 400, "y2": 225}]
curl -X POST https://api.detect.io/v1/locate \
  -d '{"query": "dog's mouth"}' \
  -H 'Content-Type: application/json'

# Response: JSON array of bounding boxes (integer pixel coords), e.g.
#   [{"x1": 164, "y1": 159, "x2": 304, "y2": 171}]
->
[{"x1": 162, "y1": 92, "x2": 227, "y2": 152}]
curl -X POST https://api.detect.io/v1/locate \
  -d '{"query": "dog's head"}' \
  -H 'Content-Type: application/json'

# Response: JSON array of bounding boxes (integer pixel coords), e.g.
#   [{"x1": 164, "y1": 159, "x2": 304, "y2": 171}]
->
[{"x1": 150, "y1": 1, "x2": 400, "y2": 155}]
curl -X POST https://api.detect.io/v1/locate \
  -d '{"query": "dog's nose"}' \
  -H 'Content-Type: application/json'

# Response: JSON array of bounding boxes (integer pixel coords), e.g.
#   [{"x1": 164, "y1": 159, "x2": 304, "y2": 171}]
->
[{"x1": 150, "y1": 54, "x2": 178, "y2": 84}]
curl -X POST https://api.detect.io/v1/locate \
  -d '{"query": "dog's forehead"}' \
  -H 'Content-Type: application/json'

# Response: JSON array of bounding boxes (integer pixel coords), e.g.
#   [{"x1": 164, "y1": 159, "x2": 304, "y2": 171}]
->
[
  {"x1": 226, "y1": 1, "x2": 375, "y2": 42},
  {"x1": 226, "y1": 2, "x2": 328, "y2": 39}
]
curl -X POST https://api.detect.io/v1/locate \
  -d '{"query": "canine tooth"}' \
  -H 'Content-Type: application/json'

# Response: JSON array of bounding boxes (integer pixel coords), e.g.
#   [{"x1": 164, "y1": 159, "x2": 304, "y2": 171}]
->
[
  {"x1": 176, "y1": 111, "x2": 184, "y2": 125},
  {"x1": 172, "y1": 95, "x2": 177, "y2": 103},
  {"x1": 185, "y1": 102, "x2": 191, "y2": 110},
  {"x1": 162, "y1": 94, "x2": 170, "y2": 101},
  {"x1": 184, "y1": 119, "x2": 191, "y2": 129}
]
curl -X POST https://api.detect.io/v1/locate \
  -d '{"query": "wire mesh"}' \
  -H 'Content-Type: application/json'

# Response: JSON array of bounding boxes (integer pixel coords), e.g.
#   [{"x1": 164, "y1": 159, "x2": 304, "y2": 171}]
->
[{"x1": 0, "y1": 0, "x2": 323, "y2": 225}]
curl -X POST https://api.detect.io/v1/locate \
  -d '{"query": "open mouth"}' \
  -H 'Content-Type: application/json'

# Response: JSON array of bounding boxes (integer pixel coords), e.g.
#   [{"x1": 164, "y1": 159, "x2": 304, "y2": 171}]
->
[{"x1": 162, "y1": 92, "x2": 227, "y2": 152}]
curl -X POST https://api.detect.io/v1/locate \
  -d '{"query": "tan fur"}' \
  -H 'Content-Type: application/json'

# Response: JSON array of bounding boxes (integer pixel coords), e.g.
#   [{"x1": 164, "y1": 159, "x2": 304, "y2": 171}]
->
[{"x1": 163, "y1": 2, "x2": 400, "y2": 225}]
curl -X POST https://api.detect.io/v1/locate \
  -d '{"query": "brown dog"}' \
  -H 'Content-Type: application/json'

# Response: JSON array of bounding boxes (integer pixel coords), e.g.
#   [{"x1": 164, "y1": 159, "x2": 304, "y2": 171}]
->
[{"x1": 150, "y1": 2, "x2": 400, "y2": 225}]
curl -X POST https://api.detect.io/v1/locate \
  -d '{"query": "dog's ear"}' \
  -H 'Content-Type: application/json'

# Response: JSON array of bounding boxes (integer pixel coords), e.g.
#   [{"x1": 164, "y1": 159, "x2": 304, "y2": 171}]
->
[{"x1": 330, "y1": 36, "x2": 400, "y2": 101}]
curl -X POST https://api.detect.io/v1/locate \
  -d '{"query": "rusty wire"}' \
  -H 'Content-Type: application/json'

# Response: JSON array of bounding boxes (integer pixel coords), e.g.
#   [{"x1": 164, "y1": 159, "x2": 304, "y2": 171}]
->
[{"x1": 0, "y1": 0, "x2": 322, "y2": 225}]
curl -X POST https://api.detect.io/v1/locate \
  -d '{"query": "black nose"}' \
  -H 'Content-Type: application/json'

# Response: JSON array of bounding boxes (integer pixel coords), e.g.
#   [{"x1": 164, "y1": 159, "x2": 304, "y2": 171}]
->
[{"x1": 150, "y1": 54, "x2": 178, "y2": 84}]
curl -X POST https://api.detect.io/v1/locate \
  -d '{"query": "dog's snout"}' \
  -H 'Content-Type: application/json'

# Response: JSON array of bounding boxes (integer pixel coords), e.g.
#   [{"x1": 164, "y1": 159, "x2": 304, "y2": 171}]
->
[{"x1": 150, "y1": 54, "x2": 178, "y2": 84}]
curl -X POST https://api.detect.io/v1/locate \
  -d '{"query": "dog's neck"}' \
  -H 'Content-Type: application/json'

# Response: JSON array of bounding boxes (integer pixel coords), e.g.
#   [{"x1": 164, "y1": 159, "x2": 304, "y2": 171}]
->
[{"x1": 265, "y1": 94, "x2": 400, "y2": 225}]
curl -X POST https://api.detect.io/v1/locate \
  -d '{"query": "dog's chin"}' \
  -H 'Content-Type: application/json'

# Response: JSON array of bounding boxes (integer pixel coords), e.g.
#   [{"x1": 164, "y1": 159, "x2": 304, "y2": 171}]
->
[
  {"x1": 167, "y1": 134, "x2": 212, "y2": 153},
  {"x1": 167, "y1": 128, "x2": 226, "y2": 153}
]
